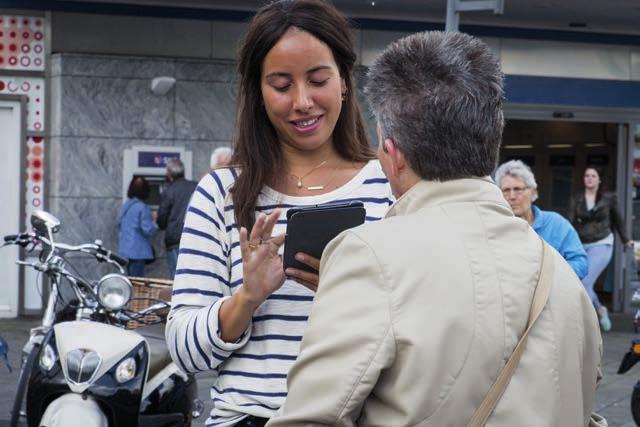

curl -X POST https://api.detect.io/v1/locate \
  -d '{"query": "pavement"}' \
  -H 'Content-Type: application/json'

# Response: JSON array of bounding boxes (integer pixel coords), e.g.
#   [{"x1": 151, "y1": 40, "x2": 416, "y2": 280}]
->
[{"x1": 0, "y1": 316, "x2": 639, "y2": 426}]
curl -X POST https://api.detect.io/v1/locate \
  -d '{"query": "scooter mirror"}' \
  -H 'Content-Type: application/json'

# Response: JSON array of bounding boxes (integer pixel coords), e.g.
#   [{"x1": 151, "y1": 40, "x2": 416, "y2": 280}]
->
[{"x1": 31, "y1": 211, "x2": 61, "y2": 235}]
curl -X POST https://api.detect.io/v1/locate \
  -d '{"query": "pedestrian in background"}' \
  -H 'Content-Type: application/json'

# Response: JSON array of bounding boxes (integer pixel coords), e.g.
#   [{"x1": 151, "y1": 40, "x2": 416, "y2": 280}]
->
[
  {"x1": 119, "y1": 175, "x2": 158, "y2": 277},
  {"x1": 495, "y1": 159, "x2": 588, "y2": 279},
  {"x1": 157, "y1": 158, "x2": 197, "y2": 278},
  {"x1": 210, "y1": 146, "x2": 233, "y2": 169},
  {"x1": 569, "y1": 166, "x2": 634, "y2": 331},
  {"x1": 165, "y1": 0, "x2": 393, "y2": 425}
]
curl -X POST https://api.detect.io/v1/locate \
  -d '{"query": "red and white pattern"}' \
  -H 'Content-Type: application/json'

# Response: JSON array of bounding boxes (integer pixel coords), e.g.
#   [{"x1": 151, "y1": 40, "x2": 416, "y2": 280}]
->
[
  {"x1": 0, "y1": 14, "x2": 46, "y2": 226},
  {"x1": 0, "y1": 15, "x2": 45, "y2": 72},
  {"x1": 24, "y1": 136, "x2": 45, "y2": 218},
  {"x1": 0, "y1": 76, "x2": 45, "y2": 131}
]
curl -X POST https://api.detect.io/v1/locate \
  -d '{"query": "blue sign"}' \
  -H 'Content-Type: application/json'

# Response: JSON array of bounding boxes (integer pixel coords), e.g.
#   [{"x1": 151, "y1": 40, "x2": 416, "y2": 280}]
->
[{"x1": 138, "y1": 151, "x2": 181, "y2": 168}]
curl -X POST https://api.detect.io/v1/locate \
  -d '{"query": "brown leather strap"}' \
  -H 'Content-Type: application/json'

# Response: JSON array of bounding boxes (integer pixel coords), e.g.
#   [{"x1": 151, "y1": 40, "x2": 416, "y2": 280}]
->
[{"x1": 467, "y1": 239, "x2": 554, "y2": 427}]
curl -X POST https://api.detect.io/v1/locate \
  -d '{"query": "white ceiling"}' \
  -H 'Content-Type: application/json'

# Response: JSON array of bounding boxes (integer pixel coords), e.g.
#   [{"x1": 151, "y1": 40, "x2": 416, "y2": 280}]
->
[{"x1": 63, "y1": 0, "x2": 640, "y2": 35}]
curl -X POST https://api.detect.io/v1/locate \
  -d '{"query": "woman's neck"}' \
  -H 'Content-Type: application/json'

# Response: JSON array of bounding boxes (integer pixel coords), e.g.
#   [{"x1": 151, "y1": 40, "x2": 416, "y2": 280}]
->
[
  {"x1": 585, "y1": 187, "x2": 598, "y2": 198},
  {"x1": 523, "y1": 208, "x2": 535, "y2": 226},
  {"x1": 280, "y1": 142, "x2": 341, "y2": 174}
]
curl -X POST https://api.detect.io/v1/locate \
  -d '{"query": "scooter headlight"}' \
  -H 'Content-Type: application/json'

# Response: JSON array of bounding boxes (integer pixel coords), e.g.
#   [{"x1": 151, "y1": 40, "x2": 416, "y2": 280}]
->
[
  {"x1": 39, "y1": 344, "x2": 57, "y2": 371},
  {"x1": 115, "y1": 357, "x2": 137, "y2": 383},
  {"x1": 97, "y1": 274, "x2": 132, "y2": 310}
]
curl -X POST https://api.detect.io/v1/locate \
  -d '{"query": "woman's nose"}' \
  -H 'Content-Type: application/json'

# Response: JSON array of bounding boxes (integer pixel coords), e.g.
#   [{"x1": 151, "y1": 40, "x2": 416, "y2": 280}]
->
[{"x1": 293, "y1": 87, "x2": 313, "y2": 112}]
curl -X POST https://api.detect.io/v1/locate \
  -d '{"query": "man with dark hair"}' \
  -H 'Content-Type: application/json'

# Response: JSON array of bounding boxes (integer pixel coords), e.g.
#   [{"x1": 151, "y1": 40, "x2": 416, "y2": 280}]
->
[
  {"x1": 157, "y1": 158, "x2": 197, "y2": 278},
  {"x1": 269, "y1": 31, "x2": 602, "y2": 426}
]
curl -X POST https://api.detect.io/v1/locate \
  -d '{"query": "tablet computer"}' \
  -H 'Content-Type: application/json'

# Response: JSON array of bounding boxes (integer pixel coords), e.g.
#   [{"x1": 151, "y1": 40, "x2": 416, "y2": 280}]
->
[{"x1": 283, "y1": 201, "x2": 365, "y2": 274}]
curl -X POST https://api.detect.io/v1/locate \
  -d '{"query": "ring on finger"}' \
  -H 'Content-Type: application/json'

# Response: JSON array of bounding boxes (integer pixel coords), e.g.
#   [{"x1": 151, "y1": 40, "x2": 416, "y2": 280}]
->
[{"x1": 248, "y1": 239, "x2": 261, "y2": 250}]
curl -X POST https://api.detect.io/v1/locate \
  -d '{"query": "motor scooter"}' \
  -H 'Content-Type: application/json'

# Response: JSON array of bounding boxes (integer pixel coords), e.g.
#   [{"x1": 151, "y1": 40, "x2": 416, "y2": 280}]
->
[{"x1": 4, "y1": 211, "x2": 203, "y2": 427}]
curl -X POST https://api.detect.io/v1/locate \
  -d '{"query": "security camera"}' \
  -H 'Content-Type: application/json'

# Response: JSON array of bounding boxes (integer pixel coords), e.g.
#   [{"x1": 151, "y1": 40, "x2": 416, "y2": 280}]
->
[{"x1": 151, "y1": 77, "x2": 176, "y2": 95}]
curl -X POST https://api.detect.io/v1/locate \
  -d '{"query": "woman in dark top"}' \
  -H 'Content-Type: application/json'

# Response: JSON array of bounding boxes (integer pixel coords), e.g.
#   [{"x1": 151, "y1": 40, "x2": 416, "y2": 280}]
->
[{"x1": 568, "y1": 166, "x2": 633, "y2": 331}]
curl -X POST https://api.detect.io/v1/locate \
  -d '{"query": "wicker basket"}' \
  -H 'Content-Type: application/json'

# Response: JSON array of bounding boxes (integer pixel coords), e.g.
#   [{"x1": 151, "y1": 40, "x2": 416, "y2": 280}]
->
[{"x1": 126, "y1": 277, "x2": 173, "y2": 330}]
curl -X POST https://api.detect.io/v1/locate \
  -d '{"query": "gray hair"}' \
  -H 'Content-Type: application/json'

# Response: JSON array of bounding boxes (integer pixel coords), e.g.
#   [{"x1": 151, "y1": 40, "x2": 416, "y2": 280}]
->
[
  {"x1": 494, "y1": 159, "x2": 538, "y2": 201},
  {"x1": 365, "y1": 31, "x2": 504, "y2": 180},
  {"x1": 166, "y1": 158, "x2": 185, "y2": 179},
  {"x1": 210, "y1": 146, "x2": 233, "y2": 169}
]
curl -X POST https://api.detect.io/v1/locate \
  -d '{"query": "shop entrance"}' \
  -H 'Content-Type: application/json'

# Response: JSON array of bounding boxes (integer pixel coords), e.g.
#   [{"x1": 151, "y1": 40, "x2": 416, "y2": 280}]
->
[
  {"x1": 499, "y1": 118, "x2": 631, "y2": 312},
  {"x1": 500, "y1": 120, "x2": 618, "y2": 218}
]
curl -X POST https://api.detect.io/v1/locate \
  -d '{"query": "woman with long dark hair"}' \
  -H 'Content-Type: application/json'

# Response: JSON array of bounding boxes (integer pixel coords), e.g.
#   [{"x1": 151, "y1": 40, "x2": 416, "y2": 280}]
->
[
  {"x1": 165, "y1": 1, "x2": 393, "y2": 425},
  {"x1": 569, "y1": 166, "x2": 633, "y2": 331}
]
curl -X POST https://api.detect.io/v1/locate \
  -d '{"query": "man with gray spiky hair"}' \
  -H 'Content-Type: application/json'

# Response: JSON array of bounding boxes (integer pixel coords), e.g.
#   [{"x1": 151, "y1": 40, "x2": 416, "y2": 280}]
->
[{"x1": 268, "y1": 31, "x2": 603, "y2": 427}]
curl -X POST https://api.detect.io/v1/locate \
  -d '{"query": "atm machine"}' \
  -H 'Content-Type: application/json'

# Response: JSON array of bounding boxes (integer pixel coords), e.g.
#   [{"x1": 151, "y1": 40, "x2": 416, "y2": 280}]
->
[{"x1": 122, "y1": 146, "x2": 193, "y2": 208}]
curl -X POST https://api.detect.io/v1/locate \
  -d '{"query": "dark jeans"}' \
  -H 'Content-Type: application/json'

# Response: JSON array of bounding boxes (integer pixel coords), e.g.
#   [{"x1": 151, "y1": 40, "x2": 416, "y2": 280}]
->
[
  {"x1": 234, "y1": 416, "x2": 269, "y2": 427},
  {"x1": 166, "y1": 246, "x2": 179, "y2": 279},
  {"x1": 127, "y1": 259, "x2": 145, "y2": 277}
]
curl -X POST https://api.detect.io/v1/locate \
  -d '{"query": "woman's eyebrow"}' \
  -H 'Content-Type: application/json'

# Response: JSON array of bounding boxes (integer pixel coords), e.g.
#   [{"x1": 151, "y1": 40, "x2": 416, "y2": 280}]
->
[
  {"x1": 307, "y1": 65, "x2": 332, "y2": 74},
  {"x1": 264, "y1": 65, "x2": 333, "y2": 79},
  {"x1": 264, "y1": 72, "x2": 291, "y2": 79}
]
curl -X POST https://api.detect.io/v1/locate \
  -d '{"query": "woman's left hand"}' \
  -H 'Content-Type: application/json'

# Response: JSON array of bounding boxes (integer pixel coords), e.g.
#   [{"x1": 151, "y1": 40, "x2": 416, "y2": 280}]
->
[
  {"x1": 625, "y1": 240, "x2": 635, "y2": 250},
  {"x1": 285, "y1": 253, "x2": 320, "y2": 292}
]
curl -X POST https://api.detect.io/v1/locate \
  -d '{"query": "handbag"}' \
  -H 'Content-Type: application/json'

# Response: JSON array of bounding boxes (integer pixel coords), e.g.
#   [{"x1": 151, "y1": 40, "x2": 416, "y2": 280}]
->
[{"x1": 467, "y1": 239, "x2": 607, "y2": 427}]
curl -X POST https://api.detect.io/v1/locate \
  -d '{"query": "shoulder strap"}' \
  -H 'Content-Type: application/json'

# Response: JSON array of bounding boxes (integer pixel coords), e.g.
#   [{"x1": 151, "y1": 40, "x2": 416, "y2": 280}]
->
[{"x1": 467, "y1": 239, "x2": 554, "y2": 427}]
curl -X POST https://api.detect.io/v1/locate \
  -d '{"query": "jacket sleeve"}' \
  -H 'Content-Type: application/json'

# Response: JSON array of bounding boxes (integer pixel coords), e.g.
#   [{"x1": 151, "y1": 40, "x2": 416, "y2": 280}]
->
[
  {"x1": 566, "y1": 195, "x2": 578, "y2": 225},
  {"x1": 267, "y1": 231, "x2": 395, "y2": 427},
  {"x1": 139, "y1": 205, "x2": 159, "y2": 238},
  {"x1": 558, "y1": 224, "x2": 589, "y2": 279},
  {"x1": 156, "y1": 186, "x2": 171, "y2": 230},
  {"x1": 165, "y1": 172, "x2": 251, "y2": 374},
  {"x1": 609, "y1": 193, "x2": 630, "y2": 243}
]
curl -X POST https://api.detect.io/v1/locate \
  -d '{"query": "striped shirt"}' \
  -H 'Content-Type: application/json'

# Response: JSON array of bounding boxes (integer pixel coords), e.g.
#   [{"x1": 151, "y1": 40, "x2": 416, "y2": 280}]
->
[{"x1": 166, "y1": 160, "x2": 393, "y2": 426}]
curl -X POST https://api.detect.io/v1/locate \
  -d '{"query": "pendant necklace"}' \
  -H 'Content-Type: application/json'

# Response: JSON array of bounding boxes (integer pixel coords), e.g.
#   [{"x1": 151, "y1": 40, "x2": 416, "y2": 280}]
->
[
  {"x1": 290, "y1": 159, "x2": 342, "y2": 191},
  {"x1": 290, "y1": 159, "x2": 328, "y2": 190}
]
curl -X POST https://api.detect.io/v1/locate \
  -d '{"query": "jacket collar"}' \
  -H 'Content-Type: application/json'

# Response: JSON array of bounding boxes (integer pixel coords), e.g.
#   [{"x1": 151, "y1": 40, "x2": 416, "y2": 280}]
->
[
  {"x1": 531, "y1": 205, "x2": 544, "y2": 230},
  {"x1": 385, "y1": 176, "x2": 508, "y2": 218}
]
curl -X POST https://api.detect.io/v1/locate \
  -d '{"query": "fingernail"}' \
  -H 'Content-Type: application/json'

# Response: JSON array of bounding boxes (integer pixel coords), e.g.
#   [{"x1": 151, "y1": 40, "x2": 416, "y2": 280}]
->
[
  {"x1": 285, "y1": 268, "x2": 294, "y2": 276},
  {"x1": 295, "y1": 253, "x2": 304, "y2": 261}
]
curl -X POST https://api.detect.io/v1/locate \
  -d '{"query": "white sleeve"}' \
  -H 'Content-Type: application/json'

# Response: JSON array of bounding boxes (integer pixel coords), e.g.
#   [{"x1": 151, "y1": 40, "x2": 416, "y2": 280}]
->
[{"x1": 165, "y1": 171, "x2": 252, "y2": 373}]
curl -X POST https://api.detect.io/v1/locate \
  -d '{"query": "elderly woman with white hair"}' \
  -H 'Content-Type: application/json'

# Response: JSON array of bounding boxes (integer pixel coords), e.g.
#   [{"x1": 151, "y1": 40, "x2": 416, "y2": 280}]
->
[{"x1": 495, "y1": 159, "x2": 588, "y2": 279}]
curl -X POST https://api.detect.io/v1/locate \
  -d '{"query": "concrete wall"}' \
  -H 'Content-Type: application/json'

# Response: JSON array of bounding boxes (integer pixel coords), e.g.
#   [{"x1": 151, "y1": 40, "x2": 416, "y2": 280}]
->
[
  {"x1": 51, "y1": 12, "x2": 640, "y2": 81},
  {"x1": 49, "y1": 53, "x2": 239, "y2": 278}
]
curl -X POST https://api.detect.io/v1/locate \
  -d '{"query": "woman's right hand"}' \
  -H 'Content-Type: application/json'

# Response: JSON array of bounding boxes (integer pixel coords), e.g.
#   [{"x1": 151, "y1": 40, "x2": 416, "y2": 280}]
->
[{"x1": 238, "y1": 209, "x2": 286, "y2": 308}]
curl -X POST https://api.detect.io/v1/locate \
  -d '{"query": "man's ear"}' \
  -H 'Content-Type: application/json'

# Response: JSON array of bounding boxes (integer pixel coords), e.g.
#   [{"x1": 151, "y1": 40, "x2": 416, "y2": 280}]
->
[{"x1": 384, "y1": 138, "x2": 406, "y2": 177}]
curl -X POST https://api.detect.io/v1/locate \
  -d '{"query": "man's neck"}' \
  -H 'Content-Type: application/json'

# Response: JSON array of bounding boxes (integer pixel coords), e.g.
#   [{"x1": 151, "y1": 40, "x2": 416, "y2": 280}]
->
[{"x1": 392, "y1": 173, "x2": 421, "y2": 199}]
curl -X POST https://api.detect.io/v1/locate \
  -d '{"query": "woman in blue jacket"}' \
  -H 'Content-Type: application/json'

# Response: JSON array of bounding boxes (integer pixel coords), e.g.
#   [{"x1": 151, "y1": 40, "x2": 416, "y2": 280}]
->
[
  {"x1": 495, "y1": 160, "x2": 589, "y2": 280},
  {"x1": 119, "y1": 175, "x2": 158, "y2": 277}
]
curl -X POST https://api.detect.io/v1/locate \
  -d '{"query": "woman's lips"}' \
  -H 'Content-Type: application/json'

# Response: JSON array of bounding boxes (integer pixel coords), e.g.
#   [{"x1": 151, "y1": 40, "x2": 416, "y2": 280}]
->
[{"x1": 290, "y1": 115, "x2": 322, "y2": 134}]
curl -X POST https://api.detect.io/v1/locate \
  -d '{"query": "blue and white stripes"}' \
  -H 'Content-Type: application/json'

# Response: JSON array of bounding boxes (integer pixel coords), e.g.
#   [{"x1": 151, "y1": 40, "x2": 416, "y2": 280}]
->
[{"x1": 166, "y1": 160, "x2": 393, "y2": 426}]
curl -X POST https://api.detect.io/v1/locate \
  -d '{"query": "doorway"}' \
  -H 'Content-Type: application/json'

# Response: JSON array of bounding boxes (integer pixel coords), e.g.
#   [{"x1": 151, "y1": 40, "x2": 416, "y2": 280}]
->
[
  {"x1": 499, "y1": 119, "x2": 624, "y2": 311},
  {"x1": 0, "y1": 98, "x2": 25, "y2": 318},
  {"x1": 500, "y1": 120, "x2": 618, "y2": 217}
]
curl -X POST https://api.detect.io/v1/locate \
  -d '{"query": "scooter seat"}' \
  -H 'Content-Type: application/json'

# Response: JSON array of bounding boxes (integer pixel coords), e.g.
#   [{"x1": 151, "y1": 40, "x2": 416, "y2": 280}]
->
[{"x1": 136, "y1": 323, "x2": 174, "y2": 380}]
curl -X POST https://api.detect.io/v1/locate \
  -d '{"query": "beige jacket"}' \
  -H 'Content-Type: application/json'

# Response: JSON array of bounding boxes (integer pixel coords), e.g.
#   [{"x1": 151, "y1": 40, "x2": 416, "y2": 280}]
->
[{"x1": 268, "y1": 178, "x2": 602, "y2": 427}]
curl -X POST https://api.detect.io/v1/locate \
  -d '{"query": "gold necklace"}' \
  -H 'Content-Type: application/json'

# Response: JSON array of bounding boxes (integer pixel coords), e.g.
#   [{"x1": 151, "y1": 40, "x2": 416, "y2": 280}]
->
[
  {"x1": 290, "y1": 159, "x2": 328, "y2": 189},
  {"x1": 290, "y1": 159, "x2": 342, "y2": 191}
]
